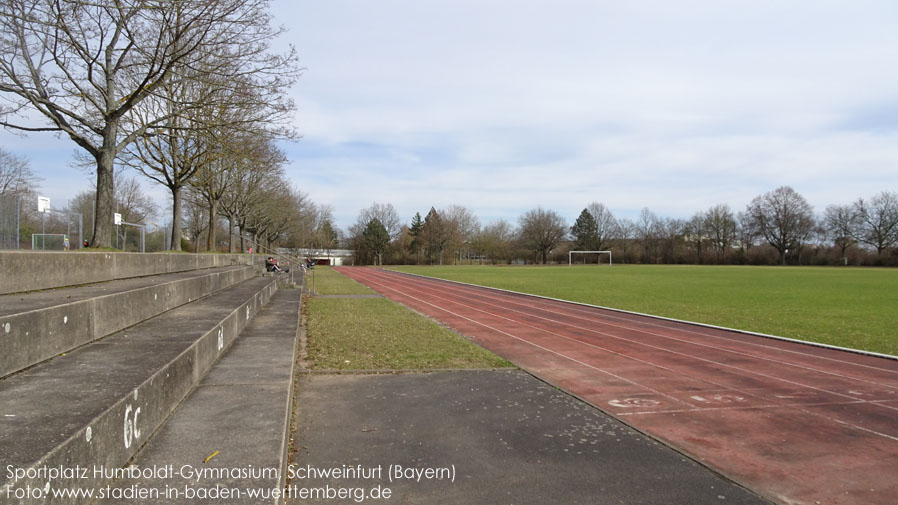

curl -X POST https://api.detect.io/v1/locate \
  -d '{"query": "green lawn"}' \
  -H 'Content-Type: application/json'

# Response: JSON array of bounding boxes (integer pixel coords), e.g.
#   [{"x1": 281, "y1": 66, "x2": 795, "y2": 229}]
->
[
  {"x1": 307, "y1": 265, "x2": 376, "y2": 295},
  {"x1": 305, "y1": 267, "x2": 512, "y2": 370},
  {"x1": 390, "y1": 265, "x2": 898, "y2": 356}
]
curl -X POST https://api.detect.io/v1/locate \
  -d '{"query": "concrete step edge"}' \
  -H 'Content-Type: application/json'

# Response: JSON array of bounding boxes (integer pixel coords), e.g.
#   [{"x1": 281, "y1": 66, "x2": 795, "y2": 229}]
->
[
  {"x1": 115, "y1": 288, "x2": 303, "y2": 504},
  {"x1": 0, "y1": 265, "x2": 259, "y2": 378},
  {"x1": 0, "y1": 276, "x2": 285, "y2": 505}
]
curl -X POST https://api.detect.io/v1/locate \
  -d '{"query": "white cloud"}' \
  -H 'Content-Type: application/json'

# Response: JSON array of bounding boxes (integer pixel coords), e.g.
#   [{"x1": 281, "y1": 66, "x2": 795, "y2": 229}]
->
[
  {"x1": 277, "y1": 0, "x2": 898, "y2": 230},
  {"x1": 4, "y1": 0, "x2": 897, "y2": 234}
]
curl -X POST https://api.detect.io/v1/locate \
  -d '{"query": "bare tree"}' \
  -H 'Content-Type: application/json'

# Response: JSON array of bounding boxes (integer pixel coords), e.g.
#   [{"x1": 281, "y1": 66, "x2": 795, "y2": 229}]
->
[
  {"x1": 443, "y1": 204, "x2": 480, "y2": 263},
  {"x1": 746, "y1": 186, "x2": 815, "y2": 265},
  {"x1": 219, "y1": 142, "x2": 285, "y2": 252},
  {"x1": 658, "y1": 217, "x2": 685, "y2": 264},
  {"x1": 0, "y1": 0, "x2": 297, "y2": 247},
  {"x1": 853, "y1": 191, "x2": 898, "y2": 255},
  {"x1": 636, "y1": 207, "x2": 661, "y2": 263},
  {"x1": 519, "y1": 207, "x2": 566, "y2": 264},
  {"x1": 0, "y1": 148, "x2": 38, "y2": 198},
  {"x1": 471, "y1": 219, "x2": 515, "y2": 264},
  {"x1": 191, "y1": 153, "x2": 235, "y2": 252},
  {"x1": 684, "y1": 212, "x2": 707, "y2": 264},
  {"x1": 704, "y1": 204, "x2": 737, "y2": 263},
  {"x1": 586, "y1": 202, "x2": 616, "y2": 251},
  {"x1": 124, "y1": 55, "x2": 296, "y2": 250},
  {"x1": 67, "y1": 173, "x2": 156, "y2": 234},
  {"x1": 115, "y1": 176, "x2": 158, "y2": 225},
  {"x1": 823, "y1": 204, "x2": 860, "y2": 264},
  {"x1": 183, "y1": 190, "x2": 208, "y2": 253},
  {"x1": 356, "y1": 202, "x2": 401, "y2": 240},
  {"x1": 736, "y1": 210, "x2": 756, "y2": 260},
  {"x1": 613, "y1": 217, "x2": 637, "y2": 263},
  {"x1": 250, "y1": 184, "x2": 314, "y2": 250}
]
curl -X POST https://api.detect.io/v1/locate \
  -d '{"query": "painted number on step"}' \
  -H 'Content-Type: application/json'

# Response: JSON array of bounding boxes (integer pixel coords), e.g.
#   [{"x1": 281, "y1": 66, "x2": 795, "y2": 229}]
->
[{"x1": 123, "y1": 403, "x2": 142, "y2": 449}]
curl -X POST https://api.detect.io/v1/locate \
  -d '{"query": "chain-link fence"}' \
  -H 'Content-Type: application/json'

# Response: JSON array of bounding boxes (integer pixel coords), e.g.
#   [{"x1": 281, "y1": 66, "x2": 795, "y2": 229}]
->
[
  {"x1": 38, "y1": 209, "x2": 83, "y2": 250},
  {"x1": 116, "y1": 222, "x2": 146, "y2": 253},
  {"x1": 0, "y1": 194, "x2": 20, "y2": 249},
  {"x1": 0, "y1": 195, "x2": 84, "y2": 250}
]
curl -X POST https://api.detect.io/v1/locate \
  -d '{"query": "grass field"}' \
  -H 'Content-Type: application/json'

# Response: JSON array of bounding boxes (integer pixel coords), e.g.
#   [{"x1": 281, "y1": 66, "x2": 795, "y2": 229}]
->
[
  {"x1": 390, "y1": 265, "x2": 898, "y2": 356},
  {"x1": 305, "y1": 267, "x2": 512, "y2": 370},
  {"x1": 307, "y1": 265, "x2": 376, "y2": 295}
]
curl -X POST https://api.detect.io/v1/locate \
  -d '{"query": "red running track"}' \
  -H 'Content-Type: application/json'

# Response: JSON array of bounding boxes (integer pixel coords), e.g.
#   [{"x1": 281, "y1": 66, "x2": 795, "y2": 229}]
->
[{"x1": 336, "y1": 267, "x2": 898, "y2": 505}]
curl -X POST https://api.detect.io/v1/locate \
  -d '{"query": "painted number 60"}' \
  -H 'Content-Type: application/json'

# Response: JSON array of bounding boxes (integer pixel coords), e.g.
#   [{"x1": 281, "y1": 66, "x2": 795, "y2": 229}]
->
[{"x1": 123, "y1": 404, "x2": 141, "y2": 449}]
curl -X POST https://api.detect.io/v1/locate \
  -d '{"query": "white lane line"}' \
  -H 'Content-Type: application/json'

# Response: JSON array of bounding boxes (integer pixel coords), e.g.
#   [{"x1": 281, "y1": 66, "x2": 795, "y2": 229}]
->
[
  {"x1": 392, "y1": 269, "x2": 898, "y2": 374},
  {"x1": 350, "y1": 270, "x2": 695, "y2": 408},
  {"x1": 356, "y1": 269, "x2": 898, "y2": 439},
  {"x1": 383, "y1": 270, "x2": 898, "y2": 390}
]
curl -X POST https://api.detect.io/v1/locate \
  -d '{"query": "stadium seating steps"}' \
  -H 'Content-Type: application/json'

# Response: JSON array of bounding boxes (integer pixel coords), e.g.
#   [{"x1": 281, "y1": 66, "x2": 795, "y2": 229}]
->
[{"x1": 0, "y1": 251, "x2": 302, "y2": 504}]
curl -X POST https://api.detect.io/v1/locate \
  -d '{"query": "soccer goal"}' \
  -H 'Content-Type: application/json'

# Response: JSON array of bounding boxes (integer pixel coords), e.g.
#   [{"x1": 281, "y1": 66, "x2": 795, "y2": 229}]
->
[
  {"x1": 32, "y1": 233, "x2": 70, "y2": 251},
  {"x1": 569, "y1": 250, "x2": 612, "y2": 266}
]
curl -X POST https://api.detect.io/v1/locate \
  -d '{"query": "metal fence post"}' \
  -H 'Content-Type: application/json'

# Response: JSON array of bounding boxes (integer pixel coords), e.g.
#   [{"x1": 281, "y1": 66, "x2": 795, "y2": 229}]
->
[{"x1": 15, "y1": 196, "x2": 20, "y2": 250}]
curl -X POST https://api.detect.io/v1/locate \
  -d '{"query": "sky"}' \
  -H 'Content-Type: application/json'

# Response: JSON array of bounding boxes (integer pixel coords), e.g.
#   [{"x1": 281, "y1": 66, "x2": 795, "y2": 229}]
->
[{"x1": 3, "y1": 0, "x2": 898, "y2": 232}]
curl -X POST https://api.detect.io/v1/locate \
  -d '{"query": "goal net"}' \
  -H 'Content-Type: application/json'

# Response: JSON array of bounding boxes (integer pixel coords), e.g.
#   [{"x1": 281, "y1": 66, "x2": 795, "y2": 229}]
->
[
  {"x1": 32, "y1": 234, "x2": 71, "y2": 251},
  {"x1": 568, "y1": 250, "x2": 612, "y2": 266}
]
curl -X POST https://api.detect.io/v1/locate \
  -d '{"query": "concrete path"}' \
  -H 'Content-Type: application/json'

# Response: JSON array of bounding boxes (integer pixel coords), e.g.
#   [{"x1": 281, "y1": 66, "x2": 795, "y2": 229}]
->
[
  {"x1": 292, "y1": 370, "x2": 768, "y2": 505},
  {"x1": 115, "y1": 288, "x2": 302, "y2": 504}
]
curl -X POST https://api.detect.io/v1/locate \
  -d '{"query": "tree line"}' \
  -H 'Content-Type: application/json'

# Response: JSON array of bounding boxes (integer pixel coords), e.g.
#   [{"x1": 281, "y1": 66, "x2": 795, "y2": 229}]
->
[
  {"x1": 347, "y1": 187, "x2": 898, "y2": 267},
  {"x1": 1, "y1": 143, "x2": 332, "y2": 254},
  {"x1": 1, "y1": 0, "x2": 305, "y2": 250}
]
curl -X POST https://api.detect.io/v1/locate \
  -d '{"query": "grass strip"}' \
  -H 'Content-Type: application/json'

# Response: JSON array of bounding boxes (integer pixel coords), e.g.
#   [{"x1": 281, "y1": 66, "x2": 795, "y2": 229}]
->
[
  {"x1": 308, "y1": 266, "x2": 375, "y2": 295},
  {"x1": 391, "y1": 265, "x2": 898, "y2": 356},
  {"x1": 305, "y1": 266, "x2": 512, "y2": 370}
]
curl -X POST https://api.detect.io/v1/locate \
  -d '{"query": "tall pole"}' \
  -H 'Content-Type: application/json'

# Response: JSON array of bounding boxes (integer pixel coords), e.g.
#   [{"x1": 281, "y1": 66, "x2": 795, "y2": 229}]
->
[{"x1": 15, "y1": 196, "x2": 20, "y2": 249}]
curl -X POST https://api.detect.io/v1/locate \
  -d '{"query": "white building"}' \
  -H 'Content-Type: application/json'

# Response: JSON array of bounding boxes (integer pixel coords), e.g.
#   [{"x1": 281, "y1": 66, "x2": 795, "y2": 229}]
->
[{"x1": 282, "y1": 248, "x2": 354, "y2": 266}]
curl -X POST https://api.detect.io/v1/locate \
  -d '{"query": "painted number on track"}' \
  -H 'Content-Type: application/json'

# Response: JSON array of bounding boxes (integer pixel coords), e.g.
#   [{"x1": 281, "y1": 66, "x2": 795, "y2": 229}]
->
[
  {"x1": 689, "y1": 394, "x2": 745, "y2": 404},
  {"x1": 608, "y1": 398, "x2": 661, "y2": 408}
]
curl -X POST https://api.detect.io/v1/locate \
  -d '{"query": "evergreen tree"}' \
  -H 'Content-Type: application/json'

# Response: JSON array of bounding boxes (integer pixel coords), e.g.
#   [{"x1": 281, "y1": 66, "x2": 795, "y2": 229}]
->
[
  {"x1": 362, "y1": 218, "x2": 390, "y2": 266},
  {"x1": 570, "y1": 208, "x2": 599, "y2": 253},
  {"x1": 421, "y1": 207, "x2": 449, "y2": 265},
  {"x1": 408, "y1": 212, "x2": 424, "y2": 264}
]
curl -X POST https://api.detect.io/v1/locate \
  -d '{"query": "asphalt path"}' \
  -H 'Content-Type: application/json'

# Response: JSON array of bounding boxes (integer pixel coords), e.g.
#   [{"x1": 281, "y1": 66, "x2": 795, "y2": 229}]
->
[{"x1": 293, "y1": 370, "x2": 768, "y2": 505}]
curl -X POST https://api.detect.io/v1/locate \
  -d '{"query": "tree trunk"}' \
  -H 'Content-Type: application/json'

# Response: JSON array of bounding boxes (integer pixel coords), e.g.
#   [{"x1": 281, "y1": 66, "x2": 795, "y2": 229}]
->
[
  {"x1": 206, "y1": 203, "x2": 217, "y2": 252},
  {"x1": 227, "y1": 217, "x2": 235, "y2": 253},
  {"x1": 92, "y1": 151, "x2": 116, "y2": 248},
  {"x1": 170, "y1": 186, "x2": 182, "y2": 251}
]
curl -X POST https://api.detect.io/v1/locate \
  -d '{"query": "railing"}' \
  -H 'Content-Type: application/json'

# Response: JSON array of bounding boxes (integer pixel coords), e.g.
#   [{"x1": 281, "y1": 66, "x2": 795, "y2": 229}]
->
[{"x1": 235, "y1": 233, "x2": 310, "y2": 289}]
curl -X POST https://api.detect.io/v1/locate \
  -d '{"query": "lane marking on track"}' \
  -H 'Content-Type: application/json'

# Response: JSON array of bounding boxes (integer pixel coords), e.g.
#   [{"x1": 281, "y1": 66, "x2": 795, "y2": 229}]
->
[
  {"x1": 384, "y1": 268, "x2": 898, "y2": 374},
  {"x1": 358, "y1": 269, "x2": 894, "y2": 405},
  {"x1": 369, "y1": 270, "x2": 898, "y2": 395},
  {"x1": 346, "y1": 269, "x2": 696, "y2": 408},
  {"x1": 608, "y1": 398, "x2": 662, "y2": 408},
  {"x1": 345, "y1": 268, "x2": 898, "y2": 442}
]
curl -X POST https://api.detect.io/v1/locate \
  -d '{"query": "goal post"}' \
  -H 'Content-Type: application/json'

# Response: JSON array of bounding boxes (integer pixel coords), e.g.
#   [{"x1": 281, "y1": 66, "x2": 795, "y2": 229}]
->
[{"x1": 569, "y1": 250, "x2": 612, "y2": 266}]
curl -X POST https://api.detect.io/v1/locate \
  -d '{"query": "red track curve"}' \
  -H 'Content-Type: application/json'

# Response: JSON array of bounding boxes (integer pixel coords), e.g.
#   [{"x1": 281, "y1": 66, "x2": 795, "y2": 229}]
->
[{"x1": 336, "y1": 267, "x2": 898, "y2": 505}]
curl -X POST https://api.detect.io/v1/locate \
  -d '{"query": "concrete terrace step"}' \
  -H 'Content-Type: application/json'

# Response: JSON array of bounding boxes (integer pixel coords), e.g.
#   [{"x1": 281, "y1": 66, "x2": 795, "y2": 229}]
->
[
  {"x1": 0, "y1": 265, "x2": 259, "y2": 378},
  {"x1": 0, "y1": 251, "x2": 258, "y2": 295},
  {"x1": 116, "y1": 288, "x2": 303, "y2": 504},
  {"x1": 0, "y1": 275, "x2": 284, "y2": 505}
]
